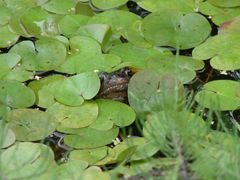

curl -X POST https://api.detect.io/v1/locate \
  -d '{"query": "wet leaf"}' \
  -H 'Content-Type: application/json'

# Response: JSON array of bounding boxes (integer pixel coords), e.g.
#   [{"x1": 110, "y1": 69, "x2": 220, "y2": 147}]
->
[
  {"x1": 0, "y1": 80, "x2": 35, "y2": 108},
  {"x1": 7, "y1": 109, "x2": 57, "y2": 141},
  {"x1": 47, "y1": 101, "x2": 98, "y2": 129},
  {"x1": 142, "y1": 11, "x2": 211, "y2": 49},
  {"x1": 0, "y1": 5, "x2": 11, "y2": 26},
  {"x1": 195, "y1": 80, "x2": 240, "y2": 110},
  {"x1": 55, "y1": 72, "x2": 100, "y2": 106}
]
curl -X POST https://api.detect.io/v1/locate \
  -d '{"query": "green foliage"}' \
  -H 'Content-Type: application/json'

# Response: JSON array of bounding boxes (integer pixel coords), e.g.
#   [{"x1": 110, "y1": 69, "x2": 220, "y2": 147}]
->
[{"x1": 0, "y1": 0, "x2": 240, "y2": 179}]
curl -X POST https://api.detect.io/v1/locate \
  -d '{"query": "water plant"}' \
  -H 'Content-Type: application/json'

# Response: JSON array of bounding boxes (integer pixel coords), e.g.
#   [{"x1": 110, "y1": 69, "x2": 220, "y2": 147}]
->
[{"x1": 0, "y1": 0, "x2": 240, "y2": 179}]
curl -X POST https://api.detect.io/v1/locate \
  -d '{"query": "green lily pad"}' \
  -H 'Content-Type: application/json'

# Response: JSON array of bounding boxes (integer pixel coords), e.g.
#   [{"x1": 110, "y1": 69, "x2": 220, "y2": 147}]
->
[
  {"x1": 58, "y1": 15, "x2": 90, "y2": 37},
  {"x1": 21, "y1": 6, "x2": 49, "y2": 36},
  {"x1": 0, "y1": 80, "x2": 35, "y2": 108},
  {"x1": 55, "y1": 72, "x2": 100, "y2": 106},
  {"x1": 82, "y1": 166, "x2": 110, "y2": 180},
  {"x1": 208, "y1": 0, "x2": 240, "y2": 7},
  {"x1": 64, "y1": 127, "x2": 119, "y2": 149},
  {"x1": 58, "y1": 53, "x2": 122, "y2": 74},
  {"x1": 7, "y1": 109, "x2": 57, "y2": 141},
  {"x1": 0, "y1": 104, "x2": 10, "y2": 120},
  {"x1": 88, "y1": 10, "x2": 140, "y2": 38},
  {"x1": 69, "y1": 146, "x2": 108, "y2": 165},
  {"x1": 42, "y1": 0, "x2": 77, "y2": 14},
  {"x1": 0, "y1": 25, "x2": 19, "y2": 48},
  {"x1": 192, "y1": 34, "x2": 240, "y2": 70},
  {"x1": 75, "y1": 2, "x2": 94, "y2": 16},
  {"x1": 0, "y1": 142, "x2": 55, "y2": 179},
  {"x1": 109, "y1": 43, "x2": 170, "y2": 69},
  {"x1": 125, "y1": 20, "x2": 152, "y2": 48},
  {"x1": 218, "y1": 16, "x2": 240, "y2": 34},
  {"x1": 0, "y1": 53, "x2": 21, "y2": 79},
  {"x1": 199, "y1": 2, "x2": 240, "y2": 25},
  {"x1": 91, "y1": 0, "x2": 128, "y2": 10},
  {"x1": 3, "y1": 67, "x2": 34, "y2": 82},
  {"x1": 195, "y1": 80, "x2": 240, "y2": 110},
  {"x1": 142, "y1": 11, "x2": 211, "y2": 49},
  {"x1": 73, "y1": 24, "x2": 112, "y2": 47},
  {"x1": 28, "y1": 74, "x2": 64, "y2": 104},
  {"x1": 0, "y1": 5, "x2": 11, "y2": 26},
  {"x1": 34, "y1": 38, "x2": 67, "y2": 71},
  {"x1": 37, "y1": 161, "x2": 88, "y2": 180},
  {"x1": 0, "y1": 121, "x2": 16, "y2": 149},
  {"x1": 9, "y1": 41, "x2": 38, "y2": 70},
  {"x1": 147, "y1": 54, "x2": 204, "y2": 83},
  {"x1": 128, "y1": 70, "x2": 185, "y2": 117},
  {"x1": 69, "y1": 35, "x2": 102, "y2": 55},
  {"x1": 90, "y1": 99, "x2": 136, "y2": 130},
  {"x1": 137, "y1": 0, "x2": 196, "y2": 13},
  {"x1": 4, "y1": 0, "x2": 37, "y2": 11},
  {"x1": 47, "y1": 101, "x2": 98, "y2": 129}
]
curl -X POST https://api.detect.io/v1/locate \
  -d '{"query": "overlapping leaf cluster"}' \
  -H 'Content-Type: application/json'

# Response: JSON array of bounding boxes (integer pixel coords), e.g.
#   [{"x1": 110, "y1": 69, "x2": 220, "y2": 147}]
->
[{"x1": 0, "y1": 0, "x2": 240, "y2": 179}]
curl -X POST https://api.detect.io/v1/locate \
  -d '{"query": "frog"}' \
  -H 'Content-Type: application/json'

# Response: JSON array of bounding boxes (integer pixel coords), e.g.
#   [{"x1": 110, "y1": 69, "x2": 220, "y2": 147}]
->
[{"x1": 96, "y1": 68, "x2": 132, "y2": 103}]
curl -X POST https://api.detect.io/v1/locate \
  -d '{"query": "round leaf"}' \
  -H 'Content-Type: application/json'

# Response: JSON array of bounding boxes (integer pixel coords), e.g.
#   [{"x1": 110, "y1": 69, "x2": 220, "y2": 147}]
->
[
  {"x1": 195, "y1": 80, "x2": 240, "y2": 110},
  {"x1": 90, "y1": 99, "x2": 136, "y2": 130},
  {"x1": 142, "y1": 11, "x2": 211, "y2": 49},
  {"x1": 7, "y1": 109, "x2": 57, "y2": 141},
  {"x1": 0, "y1": 80, "x2": 35, "y2": 108},
  {"x1": 0, "y1": 122, "x2": 16, "y2": 149},
  {"x1": 0, "y1": 25, "x2": 19, "y2": 48},
  {"x1": 64, "y1": 127, "x2": 119, "y2": 149},
  {"x1": 47, "y1": 101, "x2": 98, "y2": 129},
  {"x1": 42, "y1": 0, "x2": 77, "y2": 14},
  {"x1": 55, "y1": 72, "x2": 100, "y2": 106},
  {"x1": 91, "y1": 0, "x2": 128, "y2": 10}
]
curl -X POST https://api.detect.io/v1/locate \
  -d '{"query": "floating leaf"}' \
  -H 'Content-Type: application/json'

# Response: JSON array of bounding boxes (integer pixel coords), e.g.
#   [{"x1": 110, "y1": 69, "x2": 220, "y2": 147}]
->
[
  {"x1": 42, "y1": 0, "x2": 77, "y2": 14},
  {"x1": 69, "y1": 146, "x2": 108, "y2": 165},
  {"x1": 9, "y1": 41, "x2": 38, "y2": 70},
  {"x1": 0, "y1": 142, "x2": 55, "y2": 179},
  {"x1": 109, "y1": 43, "x2": 169, "y2": 69},
  {"x1": 208, "y1": 0, "x2": 240, "y2": 7},
  {"x1": 3, "y1": 67, "x2": 34, "y2": 82},
  {"x1": 7, "y1": 109, "x2": 57, "y2": 141},
  {"x1": 128, "y1": 70, "x2": 185, "y2": 117},
  {"x1": 0, "y1": 80, "x2": 35, "y2": 108},
  {"x1": 199, "y1": 2, "x2": 240, "y2": 25},
  {"x1": 0, "y1": 25, "x2": 19, "y2": 48},
  {"x1": 58, "y1": 53, "x2": 122, "y2": 74},
  {"x1": 218, "y1": 16, "x2": 240, "y2": 34},
  {"x1": 195, "y1": 80, "x2": 240, "y2": 110},
  {"x1": 88, "y1": 10, "x2": 140, "y2": 38},
  {"x1": 142, "y1": 11, "x2": 211, "y2": 49},
  {"x1": 147, "y1": 54, "x2": 204, "y2": 83},
  {"x1": 55, "y1": 72, "x2": 100, "y2": 106},
  {"x1": 0, "y1": 121, "x2": 16, "y2": 149},
  {"x1": 91, "y1": 0, "x2": 128, "y2": 10},
  {"x1": 64, "y1": 127, "x2": 119, "y2": 149},
  {"x1": 192, "y1": 34, "x2": 240, "y2": 70},
  {"x1": 47, "y1": 101, "x2": 98, "y2": 129},
  {"x1": 35, "y1": 38, "x2": 67, "y2": 70},
  {"x1": 82, "y1": 166, "x2": 110, "y2": 180},
  {"x1": 137, "y1": 0, "x2": 196, "y2": 13},
  {"x1": 0, "y1": 5, "x2": 11, "y2": 26},
  {"x1": 58, "y1": 15, "x2": 90, "y2": 37},
  {"x1": 0, "y1": 53, "x2": 21, "y2": 79},
  {"x1": 90, "y1": 99, "x2": 136, "y2": 130}
]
